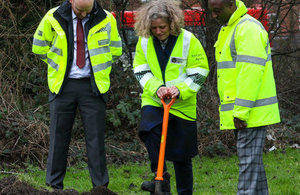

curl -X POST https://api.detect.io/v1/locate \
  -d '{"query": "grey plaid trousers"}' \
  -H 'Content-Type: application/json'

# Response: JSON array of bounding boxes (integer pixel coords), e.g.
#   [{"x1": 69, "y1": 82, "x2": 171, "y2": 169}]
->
[{"x1": 235, "y1": 126, "x2": 269, "y2": 195}]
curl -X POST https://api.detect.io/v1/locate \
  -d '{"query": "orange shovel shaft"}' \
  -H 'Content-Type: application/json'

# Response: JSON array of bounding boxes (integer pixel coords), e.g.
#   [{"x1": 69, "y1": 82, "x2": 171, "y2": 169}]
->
[{"x1": 155, "y1": 98, "x2": 176, "y2": 181}]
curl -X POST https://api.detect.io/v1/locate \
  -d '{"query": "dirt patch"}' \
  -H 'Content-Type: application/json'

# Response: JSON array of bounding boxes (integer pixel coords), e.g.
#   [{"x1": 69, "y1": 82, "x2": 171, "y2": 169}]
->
[
  {"x1": 81, "y1": 186, "x2": 117, "y2": 195},
  {"x1": 0, "y1": 176, "x2": 117, "y2": 195}
]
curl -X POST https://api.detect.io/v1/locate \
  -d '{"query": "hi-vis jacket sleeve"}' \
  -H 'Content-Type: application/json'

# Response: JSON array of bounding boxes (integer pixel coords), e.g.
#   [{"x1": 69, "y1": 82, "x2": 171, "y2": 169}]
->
[
  {"x1": 107, "y1": 12, "x2": 122, "y2": 63},
  {"x1": 175, "y1": 35, "x2": 209, "y2": 100},
  {"x1": 32, "y1": 11, "x2": 55, "y2": 63},
  {"x1": 133, "y1": 37, "x2": 165, "y2": 97},
  {"x1": 233, "y1": 21, "x2": 268, "y2": 121}
]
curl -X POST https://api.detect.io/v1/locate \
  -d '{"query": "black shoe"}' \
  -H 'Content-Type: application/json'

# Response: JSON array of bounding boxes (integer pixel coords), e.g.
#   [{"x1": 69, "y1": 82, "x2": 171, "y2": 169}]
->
[
  {"x1": 46, "y1": 183, "x2": 63, "y2": 190},
  {"x1": 141, "y1": 172, "x2": 171, "y2": 193}
]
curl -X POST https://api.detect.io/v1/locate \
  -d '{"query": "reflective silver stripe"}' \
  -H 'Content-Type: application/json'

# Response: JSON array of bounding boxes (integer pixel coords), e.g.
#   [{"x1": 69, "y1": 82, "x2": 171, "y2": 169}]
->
[
  {"x1": 265, "y1": 39, "x2": 270, "y2": 54},
  {"x1": 221, "y1": 103, "x2": 234, "y2": 111},
  {"x1": 221, "y1": 96, "x2": 278, "y2": 111},
  {"x1": 254, "y1": 96, "x2": 278, "y2": 107},
  {"x1": 218, "y1": 61, "x2": 235, "y2": 69},
  {"x1": 140, "y1": 72, "x2": 153, "y2": 88},
  {"x1": 106, "y1": 22, "x2": 111, "y2": 41},
  {"x1": 89, "y1": 46, "x2": 110, "y2": 56},
  {"x1": 235, "y1": 98, "x2": 255, "y2": 108},
  {"x1": 50, "y1": 37, "x2": 62, "y2": 56},
  {"x1": 236, "y1": 96, "x2": 278, "y2": 108},
  {"x1": 33, "y1": 38, "x2": 51, "y2": 47},
  {"x1": 50, "y1": 46, "x2": 62, "y2": 56},
  {"x1": 266, "y1": 40, "x2": 272, "y2": 62},
  {"x1": 47, "y1": 58, "x2": 59, "y2": 71},
  {"x1": 134, "y1": 64, "x2": 151, "y2": 73},
  {"x1": 230, "y1": 25, "x2": 238, "y2": 63},
  {"x1": 236, "y1": 55, "x2": 266, "y2": 66},
  {"x1": 186, "y1": 67, "x2": 209, "y2": 77},
  {"x1": 37, "y1": 54, "x2": 47, "y2": 60},
  {"x1": 110, "y1": 40, "x2": 122, "y2": 47},
  {"x1": 141, "y1": 37, "x2": 148, "y2": 61},
  {"x1": 184, "y1": 77, "x2": 200, "y2": 91},
  {"x1": 182, "y1": 30, "x2": 191, "y2": 58},
  {"x1": 267, "y1": 54, "x2": 271, "y2": 61},
  {"x1": 92, "y1": 61, "x2": 112, "y2": 73}
]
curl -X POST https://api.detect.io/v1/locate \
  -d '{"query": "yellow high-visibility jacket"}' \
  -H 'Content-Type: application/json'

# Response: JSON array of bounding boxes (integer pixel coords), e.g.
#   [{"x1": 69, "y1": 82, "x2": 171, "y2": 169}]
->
[
  {"x1": 214, "y1": 0, "x2": 280, "y2": 129},
  {"x1": 32, "y1": 2, "x2": 122, "y2": 94},
  {"x1": 133, "y1": 29, "x2": 209, "y2": 120}
]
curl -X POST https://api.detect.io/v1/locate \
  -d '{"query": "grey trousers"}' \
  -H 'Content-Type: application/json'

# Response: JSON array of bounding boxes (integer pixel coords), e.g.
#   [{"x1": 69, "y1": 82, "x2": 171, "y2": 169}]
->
[
  {"x1": 235, "y1": 126, "x2": 268, "y2": 195},
  {"x1": 46, "y1": 78, "x2": 108, "y2": 189}
]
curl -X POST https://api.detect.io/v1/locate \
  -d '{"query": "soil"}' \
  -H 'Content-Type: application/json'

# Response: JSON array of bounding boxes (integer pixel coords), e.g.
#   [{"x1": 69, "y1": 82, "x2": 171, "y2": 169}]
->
[{"x1": 0, "y1": 176, "x2": 117, "y2": 195}]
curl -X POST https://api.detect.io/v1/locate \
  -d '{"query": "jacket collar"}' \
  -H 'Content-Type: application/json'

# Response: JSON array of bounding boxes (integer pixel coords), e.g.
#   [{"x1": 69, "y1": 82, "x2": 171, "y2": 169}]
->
[
  {"x1": 227, "y1": 0, "x2": 248, "y2": 26},
  {"x1": 56, "y1": 0, "x2": 72, "y2": 21}
]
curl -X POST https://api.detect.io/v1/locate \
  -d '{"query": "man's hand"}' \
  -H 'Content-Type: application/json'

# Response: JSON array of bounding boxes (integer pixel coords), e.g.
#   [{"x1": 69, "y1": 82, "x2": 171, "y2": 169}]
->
[{"x1": 234, "y1": 117, "x2": 247, "y2": 129}]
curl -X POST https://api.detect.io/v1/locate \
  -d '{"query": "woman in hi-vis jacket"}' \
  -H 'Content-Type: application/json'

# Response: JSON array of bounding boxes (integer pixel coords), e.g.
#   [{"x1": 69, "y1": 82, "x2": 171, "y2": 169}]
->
[{"x1": 133, "y1": 0, "x2": 209, "y2": 194}]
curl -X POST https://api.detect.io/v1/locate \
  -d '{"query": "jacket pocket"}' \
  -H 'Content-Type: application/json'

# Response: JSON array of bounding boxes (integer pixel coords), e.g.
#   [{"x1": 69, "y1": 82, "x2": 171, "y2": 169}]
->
[
  {"x1": 92, "y1": 30, "x2": 108, "y2": 44},
  {"x1": 98, "y1": 39, "x2": 109, "y2": 46},
  {"x1": 223, "y1": 86, "x2": 236, "y2": 102}
]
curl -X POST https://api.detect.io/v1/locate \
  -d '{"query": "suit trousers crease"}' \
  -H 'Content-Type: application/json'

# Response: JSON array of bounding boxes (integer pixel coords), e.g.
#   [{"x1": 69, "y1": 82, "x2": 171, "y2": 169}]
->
[
  {"x1": 46, "y1": 78, "x2": 108, "y2": 189},
  {"x1": 235, "y1": 126, "x2": 269, "y2": 195}
]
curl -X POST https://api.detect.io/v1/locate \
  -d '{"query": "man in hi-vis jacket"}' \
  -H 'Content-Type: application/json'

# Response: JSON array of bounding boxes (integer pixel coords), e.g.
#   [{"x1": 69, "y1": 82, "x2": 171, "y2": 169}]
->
[
  {"x1": 208, "y1": 0, "x2": 280, "y2": 194},
  {"x1": 32, "y1": 0, "x2": 122, "y2": 189}
]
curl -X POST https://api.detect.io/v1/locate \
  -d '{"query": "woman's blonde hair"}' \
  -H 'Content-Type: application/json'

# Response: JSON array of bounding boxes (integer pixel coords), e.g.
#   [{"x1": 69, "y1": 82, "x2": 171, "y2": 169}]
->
[{"x1": 134, "y1": 0, "x2": 184, "y2": 37}]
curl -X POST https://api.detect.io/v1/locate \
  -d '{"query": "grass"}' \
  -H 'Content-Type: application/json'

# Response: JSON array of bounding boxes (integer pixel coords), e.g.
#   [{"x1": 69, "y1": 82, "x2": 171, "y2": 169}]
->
[{"x1": 1, "y1": 148, "x2": 299, "y2": 194}]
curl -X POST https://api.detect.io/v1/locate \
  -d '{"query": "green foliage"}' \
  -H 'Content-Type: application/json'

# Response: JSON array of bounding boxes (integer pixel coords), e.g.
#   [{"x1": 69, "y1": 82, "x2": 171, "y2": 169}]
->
[
  {"x1": 285, "y1": 113, "x2": 300, "y2": 132},
  {"x1": 107, "y1": 99, "x2": 140, "y2": 128},
  {"x1": 204, "y1": 141, "x2": 228, "y2": 157}
]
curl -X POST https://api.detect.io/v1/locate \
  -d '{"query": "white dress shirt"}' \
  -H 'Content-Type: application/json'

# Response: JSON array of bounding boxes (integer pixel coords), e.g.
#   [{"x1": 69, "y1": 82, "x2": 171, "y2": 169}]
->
[{"x1": 68, "y1": 10, "x2": 91, "y2": 78}]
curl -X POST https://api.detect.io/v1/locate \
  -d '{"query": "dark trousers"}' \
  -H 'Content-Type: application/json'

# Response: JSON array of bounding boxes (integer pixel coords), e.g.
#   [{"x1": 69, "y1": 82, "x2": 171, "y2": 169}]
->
[
  {"x1": 143, "y1": 125, "x2": 193, "y2": 195},
  {"x1": 46, "y1": 78, "x2": 108, "y2": 189},
  {"x1": 234, "y1": 126, "x2": 268, "y2": 195}
]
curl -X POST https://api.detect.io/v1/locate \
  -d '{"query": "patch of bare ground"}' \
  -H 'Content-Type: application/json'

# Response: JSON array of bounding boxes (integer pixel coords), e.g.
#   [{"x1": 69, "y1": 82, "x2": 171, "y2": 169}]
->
[{"x1": 0, "y1": 176, "x2": 117, "y2": 195}]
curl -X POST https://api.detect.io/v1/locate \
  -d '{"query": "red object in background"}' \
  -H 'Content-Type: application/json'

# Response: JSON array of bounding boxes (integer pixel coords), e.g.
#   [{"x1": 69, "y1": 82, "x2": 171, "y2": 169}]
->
[
  {"x1": 184, "y1": 9, "x2": 205, "y2": 26},
  {"x1": 112, "y1": 7, "x2": 269, "y2": 30},
  {"x1": 247, "y1": 8, "x2": 269, "y2": 31},
  {"x1": 111, "y1": 12, "x2": 135, "y2": 28}
]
